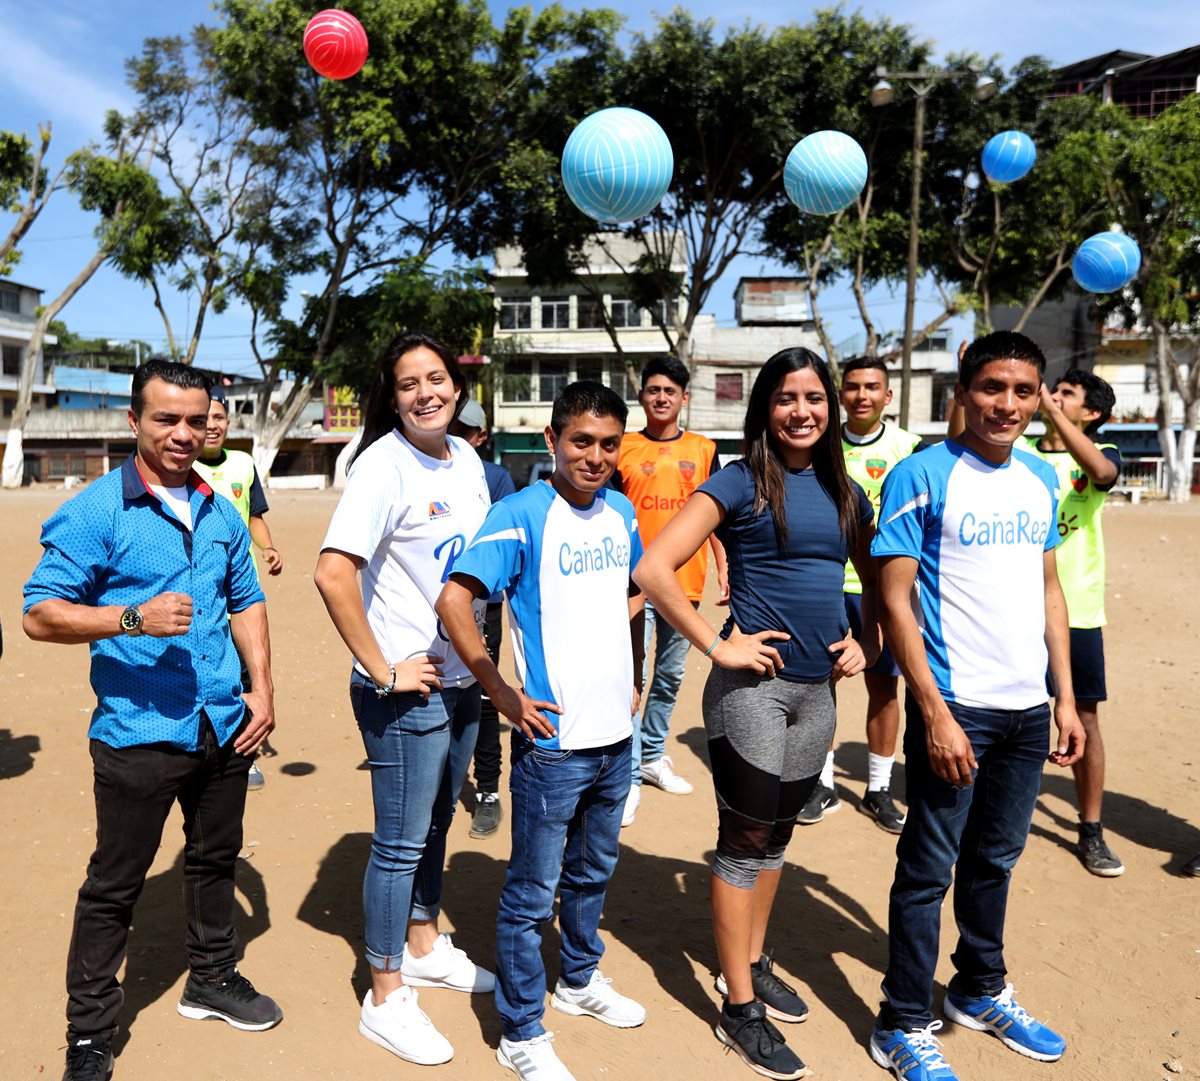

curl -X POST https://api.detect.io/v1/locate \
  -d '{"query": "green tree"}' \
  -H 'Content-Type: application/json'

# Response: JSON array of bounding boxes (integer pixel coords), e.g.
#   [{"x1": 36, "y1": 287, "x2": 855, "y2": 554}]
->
[
  {"x1": 2, "y1": 114, "x2": 168, "y2": 487},
  {"x1": 207, "y1": 0, "x2": 620, "y2": 474},
  {"x1": 0, "y1": 125, "x2": 71, "y2": 276},
  {"x1": 1103, "y1": 95, "x2": 1200, "y2": 502}
]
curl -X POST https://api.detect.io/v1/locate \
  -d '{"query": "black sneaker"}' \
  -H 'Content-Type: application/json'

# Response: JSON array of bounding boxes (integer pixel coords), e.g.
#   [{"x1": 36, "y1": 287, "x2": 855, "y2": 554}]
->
[
  {"x1": 796, "y1": 783, "x2": 840, "y2": 826},
  {"x1": 715, "y1": 1000, "x2": 809, "y2": 1079},
  {"x1": 1183, "y1": 853, "x2": 1200, "y2": 877},
  {"x1": 859, "y1": 788, "x2": 906, "y2": 834},
  {"x1": 715, "y1": 954, "x2": 809, "y2": 1023},
  {"x1": 177, "y1": 969, "x2": 283, "y2": 1031},
  {"x1": 470, "y1": 792, "x2": 502, "y2": 838},
  {"x1": 63, "y1": 1036, "x2": 113, "y2": 1081},
  {"x1": 1077, "y1": 822, "x2": 1124, "y2": 877}
]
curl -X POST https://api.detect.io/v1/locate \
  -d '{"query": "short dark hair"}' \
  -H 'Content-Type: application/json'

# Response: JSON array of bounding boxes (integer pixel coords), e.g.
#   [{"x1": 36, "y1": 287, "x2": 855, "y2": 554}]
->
[
  {"x1": 841, "y1": 355, "x2": 890, "y2": 384},
  {"x1": 550, "y1": 381, "x2": 628, "y2": 435},
  {"x1": 131, "y1": 359, "x2": 211, "y2": 416},
  {"x1": 1053, "y1": 368, "x2": 1116, "y2": 433},
  {"x1": 640, "y1": 356, "x2": 690, "y2": 392},
  {"x1": 959, "y1": 331, "x2": 1046, "y2": 389}
]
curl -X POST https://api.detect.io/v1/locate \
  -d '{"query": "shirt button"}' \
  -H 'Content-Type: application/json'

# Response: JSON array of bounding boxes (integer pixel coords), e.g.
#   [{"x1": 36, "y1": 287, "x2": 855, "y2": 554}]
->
[{"x1": 201, "y1": 655, "x2": 207, "y2": 661}]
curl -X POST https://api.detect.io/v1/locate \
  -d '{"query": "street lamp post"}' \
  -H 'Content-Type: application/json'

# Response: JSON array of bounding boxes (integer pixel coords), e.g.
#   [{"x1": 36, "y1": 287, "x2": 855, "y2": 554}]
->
[{"x1": 871, "y1": 68, "x2": 997, "y2": 427}]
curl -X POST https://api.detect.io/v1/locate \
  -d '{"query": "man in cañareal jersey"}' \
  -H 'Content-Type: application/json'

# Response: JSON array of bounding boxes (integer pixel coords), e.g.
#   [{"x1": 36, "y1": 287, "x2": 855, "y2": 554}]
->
[
  {"x1": 868, "y1": 332, "x2": 1084, "y2": 1081},
  {"x1": 437, "y1": 382, "x2": 647, "y2": 1081},
  {"x1": 613, "y1": 356, "x2": 727, "y2": 826},
  {"x1": 801, "y1": 356, "x2": 926, "y2": 833},
  {"x1": 1025, "y1": 370, "x2": 1123, "y2": 876}
]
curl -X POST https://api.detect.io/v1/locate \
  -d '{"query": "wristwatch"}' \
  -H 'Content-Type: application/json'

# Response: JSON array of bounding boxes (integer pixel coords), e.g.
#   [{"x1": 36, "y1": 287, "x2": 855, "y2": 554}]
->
[{"x1": 120, "y1": 606, "x2": 144, "y2": 637}]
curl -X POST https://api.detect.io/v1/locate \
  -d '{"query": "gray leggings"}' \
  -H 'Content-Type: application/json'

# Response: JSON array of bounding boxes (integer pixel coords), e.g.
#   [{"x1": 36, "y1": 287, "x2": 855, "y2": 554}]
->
[{"x1": 702, "y1": 665, "x2": 836, "y2": 889}]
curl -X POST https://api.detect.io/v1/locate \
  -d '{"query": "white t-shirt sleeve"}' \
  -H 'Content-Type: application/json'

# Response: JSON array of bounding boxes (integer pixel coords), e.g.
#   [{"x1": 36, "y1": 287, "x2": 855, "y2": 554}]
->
[{"x1": 321, "y1": 444, "x2": 402, "y2": 561}]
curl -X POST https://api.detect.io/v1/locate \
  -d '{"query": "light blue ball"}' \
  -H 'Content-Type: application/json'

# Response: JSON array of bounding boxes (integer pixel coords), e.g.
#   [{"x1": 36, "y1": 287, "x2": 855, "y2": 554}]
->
[
  {"x1": 981, "y1": 130, "x2": 1037, "y2": 184},
  {"x1": 783, "y1": 131, "x2": 867, "y2": 215},
  {"x1": 561, "y1": 108, "x2": 674, "y2": 224},
  {"x1": 1072, "y1": 231, "x2": 1142, "y2": 293}
]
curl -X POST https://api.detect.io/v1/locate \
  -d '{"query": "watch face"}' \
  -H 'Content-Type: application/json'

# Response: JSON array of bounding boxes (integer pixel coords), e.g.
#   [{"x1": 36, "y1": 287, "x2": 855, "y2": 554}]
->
[{"x1": 120, "y1": 608, "x2": 142, "y2": 633}]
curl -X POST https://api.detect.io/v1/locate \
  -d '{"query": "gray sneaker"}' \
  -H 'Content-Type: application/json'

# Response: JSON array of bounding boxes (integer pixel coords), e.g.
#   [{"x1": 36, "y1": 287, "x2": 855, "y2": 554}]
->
[
  {"x1": 470, "y1": 793, "x2": 502, "y2": 838},
  {"x1": 247, "y1": 761, "x2": 265, "y2": 790},
  {"x1": 859, "y1": 788, "x2": 906, "y2": 834},
  {"x1": 1078, "y1": 821, "x2": 1124, "y2": 877},
  {"x1": 797, "y1": 784, "x2": 840, "y2": 826}
]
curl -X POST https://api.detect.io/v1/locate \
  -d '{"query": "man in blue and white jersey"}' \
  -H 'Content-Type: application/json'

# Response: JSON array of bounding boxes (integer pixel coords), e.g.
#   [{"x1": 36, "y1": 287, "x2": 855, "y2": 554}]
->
[
  {"x1": 436, "y1": 382, "x2": 647, "y2": 1081},
  {"x1": 867, "y1": 332, "x2": 1085, "y2": 1081}
]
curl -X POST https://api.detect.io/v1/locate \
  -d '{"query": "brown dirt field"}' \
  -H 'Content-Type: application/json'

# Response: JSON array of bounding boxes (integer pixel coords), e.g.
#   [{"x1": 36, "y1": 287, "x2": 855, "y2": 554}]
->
[{"x1": 1, "y1": 487, "x2": 1198, "y2": 1081}]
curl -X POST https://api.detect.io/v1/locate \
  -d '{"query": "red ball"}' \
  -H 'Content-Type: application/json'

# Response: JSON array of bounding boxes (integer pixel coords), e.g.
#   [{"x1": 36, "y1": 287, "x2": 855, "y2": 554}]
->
[{"x1": 303, "y1": 9, "x2": 369, "y2": 81}]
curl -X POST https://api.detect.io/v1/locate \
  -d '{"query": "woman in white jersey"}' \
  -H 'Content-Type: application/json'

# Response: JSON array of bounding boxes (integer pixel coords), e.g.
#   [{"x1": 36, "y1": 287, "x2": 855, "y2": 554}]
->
[
  {"x1": 315, "y1": 333, "x2": 493, "y2": 1066},
  {"x1": 634, "y1": 348, "x2": 877, "y2": 1080}
]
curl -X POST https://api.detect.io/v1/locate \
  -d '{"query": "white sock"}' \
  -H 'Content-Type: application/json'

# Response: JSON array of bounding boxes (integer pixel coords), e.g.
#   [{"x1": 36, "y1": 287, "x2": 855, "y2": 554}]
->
[
  {"x1": 819, "y1": 751, "x2": 835, "y2": 789},
  {"x1": 868, "y1": 753, "x2": 895, "y2": 792}
]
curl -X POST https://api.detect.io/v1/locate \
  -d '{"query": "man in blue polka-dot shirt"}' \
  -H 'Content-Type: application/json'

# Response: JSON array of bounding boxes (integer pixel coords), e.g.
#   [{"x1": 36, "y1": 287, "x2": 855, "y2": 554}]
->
[{"x1": 23, "y1": 360, "x2": 283, "y2": 1081}]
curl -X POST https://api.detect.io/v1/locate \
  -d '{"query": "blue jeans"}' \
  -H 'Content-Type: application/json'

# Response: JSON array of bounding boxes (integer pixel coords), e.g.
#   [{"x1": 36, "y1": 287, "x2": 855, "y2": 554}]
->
[
  {"x1": 496, "y1": 734, "x2": 632, "y2": 1040},
  {"x1": 632, "y1": 600, "x2": 697, "y2": 783},
  {"x1": 880, "y1": 696, "x2": 1051, "y2": 1031},
  {"x1": 350, "y1": 672, "x2": 481, "y2": 971}
]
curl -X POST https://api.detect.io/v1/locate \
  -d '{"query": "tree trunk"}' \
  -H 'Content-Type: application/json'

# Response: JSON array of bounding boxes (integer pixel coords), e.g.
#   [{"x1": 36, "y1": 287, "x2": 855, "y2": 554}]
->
[
  {"x1": 251, "y1": 379, "x2": 317, "y2": 477},
  {"x1": 1152, "y1": 320, "x2": 1193, "y2": 503},
  {"x1": 2, "y1": 247, "x2": 110, "y2": 488}
]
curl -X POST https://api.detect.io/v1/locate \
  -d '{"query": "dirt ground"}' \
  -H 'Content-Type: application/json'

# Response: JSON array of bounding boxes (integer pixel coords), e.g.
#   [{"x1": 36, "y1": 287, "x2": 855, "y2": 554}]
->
[{"x1": 1, "y1": 486, "x2": 1198, "y2": 1081}]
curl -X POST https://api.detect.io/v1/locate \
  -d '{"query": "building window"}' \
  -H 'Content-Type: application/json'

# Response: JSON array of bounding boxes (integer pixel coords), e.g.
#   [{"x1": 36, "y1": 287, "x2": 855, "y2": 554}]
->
[
  {"x1": 575, "y1": 356, "x2": 603, "y2": 384},
  {"x1": 2, "y1": 396, "x2": 14, "y2": 416},
  {"x1": 499, "y1": 297, "x2": 531, "y2": 331},
  {"x1": 715, "y1": 373, "x2": 744, "y2": 401},
  {"x1": 538, "y1": 358, "x2": 569, "y2": 402},
  {"x1": 539, "y1": 295, "x2": 570, "y2": 330},
  {"x1": 649, "y1": 299, "x2": 675, "y2": 328},
  {"x1": 610, "y1": 361, "x2": 639, "y2": 402},
  {"x1": 0, "y1": 287, "x2": 19, "y2": 314},
  {"x1": 610, "y1": 298, "x2": 640, "y2": 328},
  {"x1": 2, "y1": 344, "x2": 22, "y2": 375},
  {"x1": 577, "y1": 297, "x2": 604, "y2": 329}
]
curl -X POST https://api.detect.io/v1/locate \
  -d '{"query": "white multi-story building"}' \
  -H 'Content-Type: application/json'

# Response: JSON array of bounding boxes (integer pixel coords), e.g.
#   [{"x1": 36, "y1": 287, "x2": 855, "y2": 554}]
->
[{"x1": 0, "y1": 278, "x2": 56, "y2": 421}]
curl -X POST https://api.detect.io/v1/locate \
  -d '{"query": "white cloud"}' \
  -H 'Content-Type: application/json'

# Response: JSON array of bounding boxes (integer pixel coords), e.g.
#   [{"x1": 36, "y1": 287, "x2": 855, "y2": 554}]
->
[{"x1": 0, "y1": 17, "x2": 134, "y2": 143}]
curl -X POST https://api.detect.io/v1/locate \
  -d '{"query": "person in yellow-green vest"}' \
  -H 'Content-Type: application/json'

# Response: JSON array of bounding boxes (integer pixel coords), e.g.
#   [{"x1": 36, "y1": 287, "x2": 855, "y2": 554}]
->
[
  {"x1": 801, "y1": 356, "x2": 926, "y2": 835},
  {"x1": 193, "y1": 386, "x2": 282, "y2": 789},
  {"x1": 1025, "y1": 370, "x2": 1124, "y2": 877},
  {"x1": 193, "y1": 387, "x2": 283, "y2": 581}
]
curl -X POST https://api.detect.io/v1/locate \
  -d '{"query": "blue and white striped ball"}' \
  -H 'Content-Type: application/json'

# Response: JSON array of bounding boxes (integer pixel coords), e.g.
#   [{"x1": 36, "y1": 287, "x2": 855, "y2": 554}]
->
[
  {"x1": 561, "y1": 108, "x2": 674, "y2": 223},
  {"x1": 1072, "y1": 231, "x2": 1142, "y2": 293},
  {"x1": 981, "y1": 130, "x2": 1036, "y2": 184},
  {"x1": 783, "y1": 131, "x2": 867, "y2": 215}
]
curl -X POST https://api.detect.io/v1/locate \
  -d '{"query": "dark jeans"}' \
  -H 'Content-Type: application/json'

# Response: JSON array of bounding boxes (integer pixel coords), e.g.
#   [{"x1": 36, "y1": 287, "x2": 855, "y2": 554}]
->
[
  {"x1": 879, "y1": 695, "x2": 1050, "y2": 1031},
  {"x1": 472, "y1": 603, "x2": 505, "y2": 793},
  {"x1": 66, "y1": 720, "x2": 252, "y2": 1040},
  {"x1": 496, "y1": 734, "x2": 631, "y2": 1040}
]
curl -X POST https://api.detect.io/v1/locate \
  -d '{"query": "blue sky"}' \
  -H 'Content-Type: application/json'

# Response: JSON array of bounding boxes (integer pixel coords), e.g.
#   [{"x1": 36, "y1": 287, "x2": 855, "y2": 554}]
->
[{"x1": 0, "y1": 0, "x2": 1192, "y2": 372}]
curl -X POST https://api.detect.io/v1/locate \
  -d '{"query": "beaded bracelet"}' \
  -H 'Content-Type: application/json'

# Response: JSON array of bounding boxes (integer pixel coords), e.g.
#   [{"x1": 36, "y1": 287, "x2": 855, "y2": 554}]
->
[{"x1": 373, "y1": 663, "x2": 397, "y2": 698}]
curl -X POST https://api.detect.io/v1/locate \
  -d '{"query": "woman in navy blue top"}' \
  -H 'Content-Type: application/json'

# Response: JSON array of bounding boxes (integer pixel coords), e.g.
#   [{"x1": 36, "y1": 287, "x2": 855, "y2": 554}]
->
[{"x1": 634, "y1": 348, "x2": 878, "y2": 1079}]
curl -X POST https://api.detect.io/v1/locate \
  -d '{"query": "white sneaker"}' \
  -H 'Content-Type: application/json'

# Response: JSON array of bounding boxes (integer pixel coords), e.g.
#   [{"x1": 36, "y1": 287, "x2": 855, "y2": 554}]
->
[
  {"x1": 550, "y1": 969, "x2": 647, "y2": 1028},
  {"x1": 497, "y1": 1033, "x2": 577, "y2": 1081},
  {"x1": 400, "y1": 932, "x2": 494, "y2": 993},
  {"x1": 640, "y1": 755, "x2": 693, "y2": 794},
  {"x1": 358, "y1": 986, "x2": 453, "y2": 1065},
  {"x1": 620, "y1": 786, "x2": 641, "y2": 828}
]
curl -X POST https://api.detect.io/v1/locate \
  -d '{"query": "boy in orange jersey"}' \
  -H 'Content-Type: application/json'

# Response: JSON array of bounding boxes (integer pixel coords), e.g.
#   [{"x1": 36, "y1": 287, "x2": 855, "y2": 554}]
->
[{"x1": 613, "y1": 357, "x2": 727, "y2": 826}]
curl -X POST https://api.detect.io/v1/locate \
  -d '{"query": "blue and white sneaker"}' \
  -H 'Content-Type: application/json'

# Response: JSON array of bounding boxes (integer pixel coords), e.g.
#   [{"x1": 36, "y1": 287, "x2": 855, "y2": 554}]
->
[
  {"x1": 943, "y1": 983, "x2": 1065, "y2": 1062},
  {"x1": 869, "y1": 1021, "x2": 958, "y2": 1080}
]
